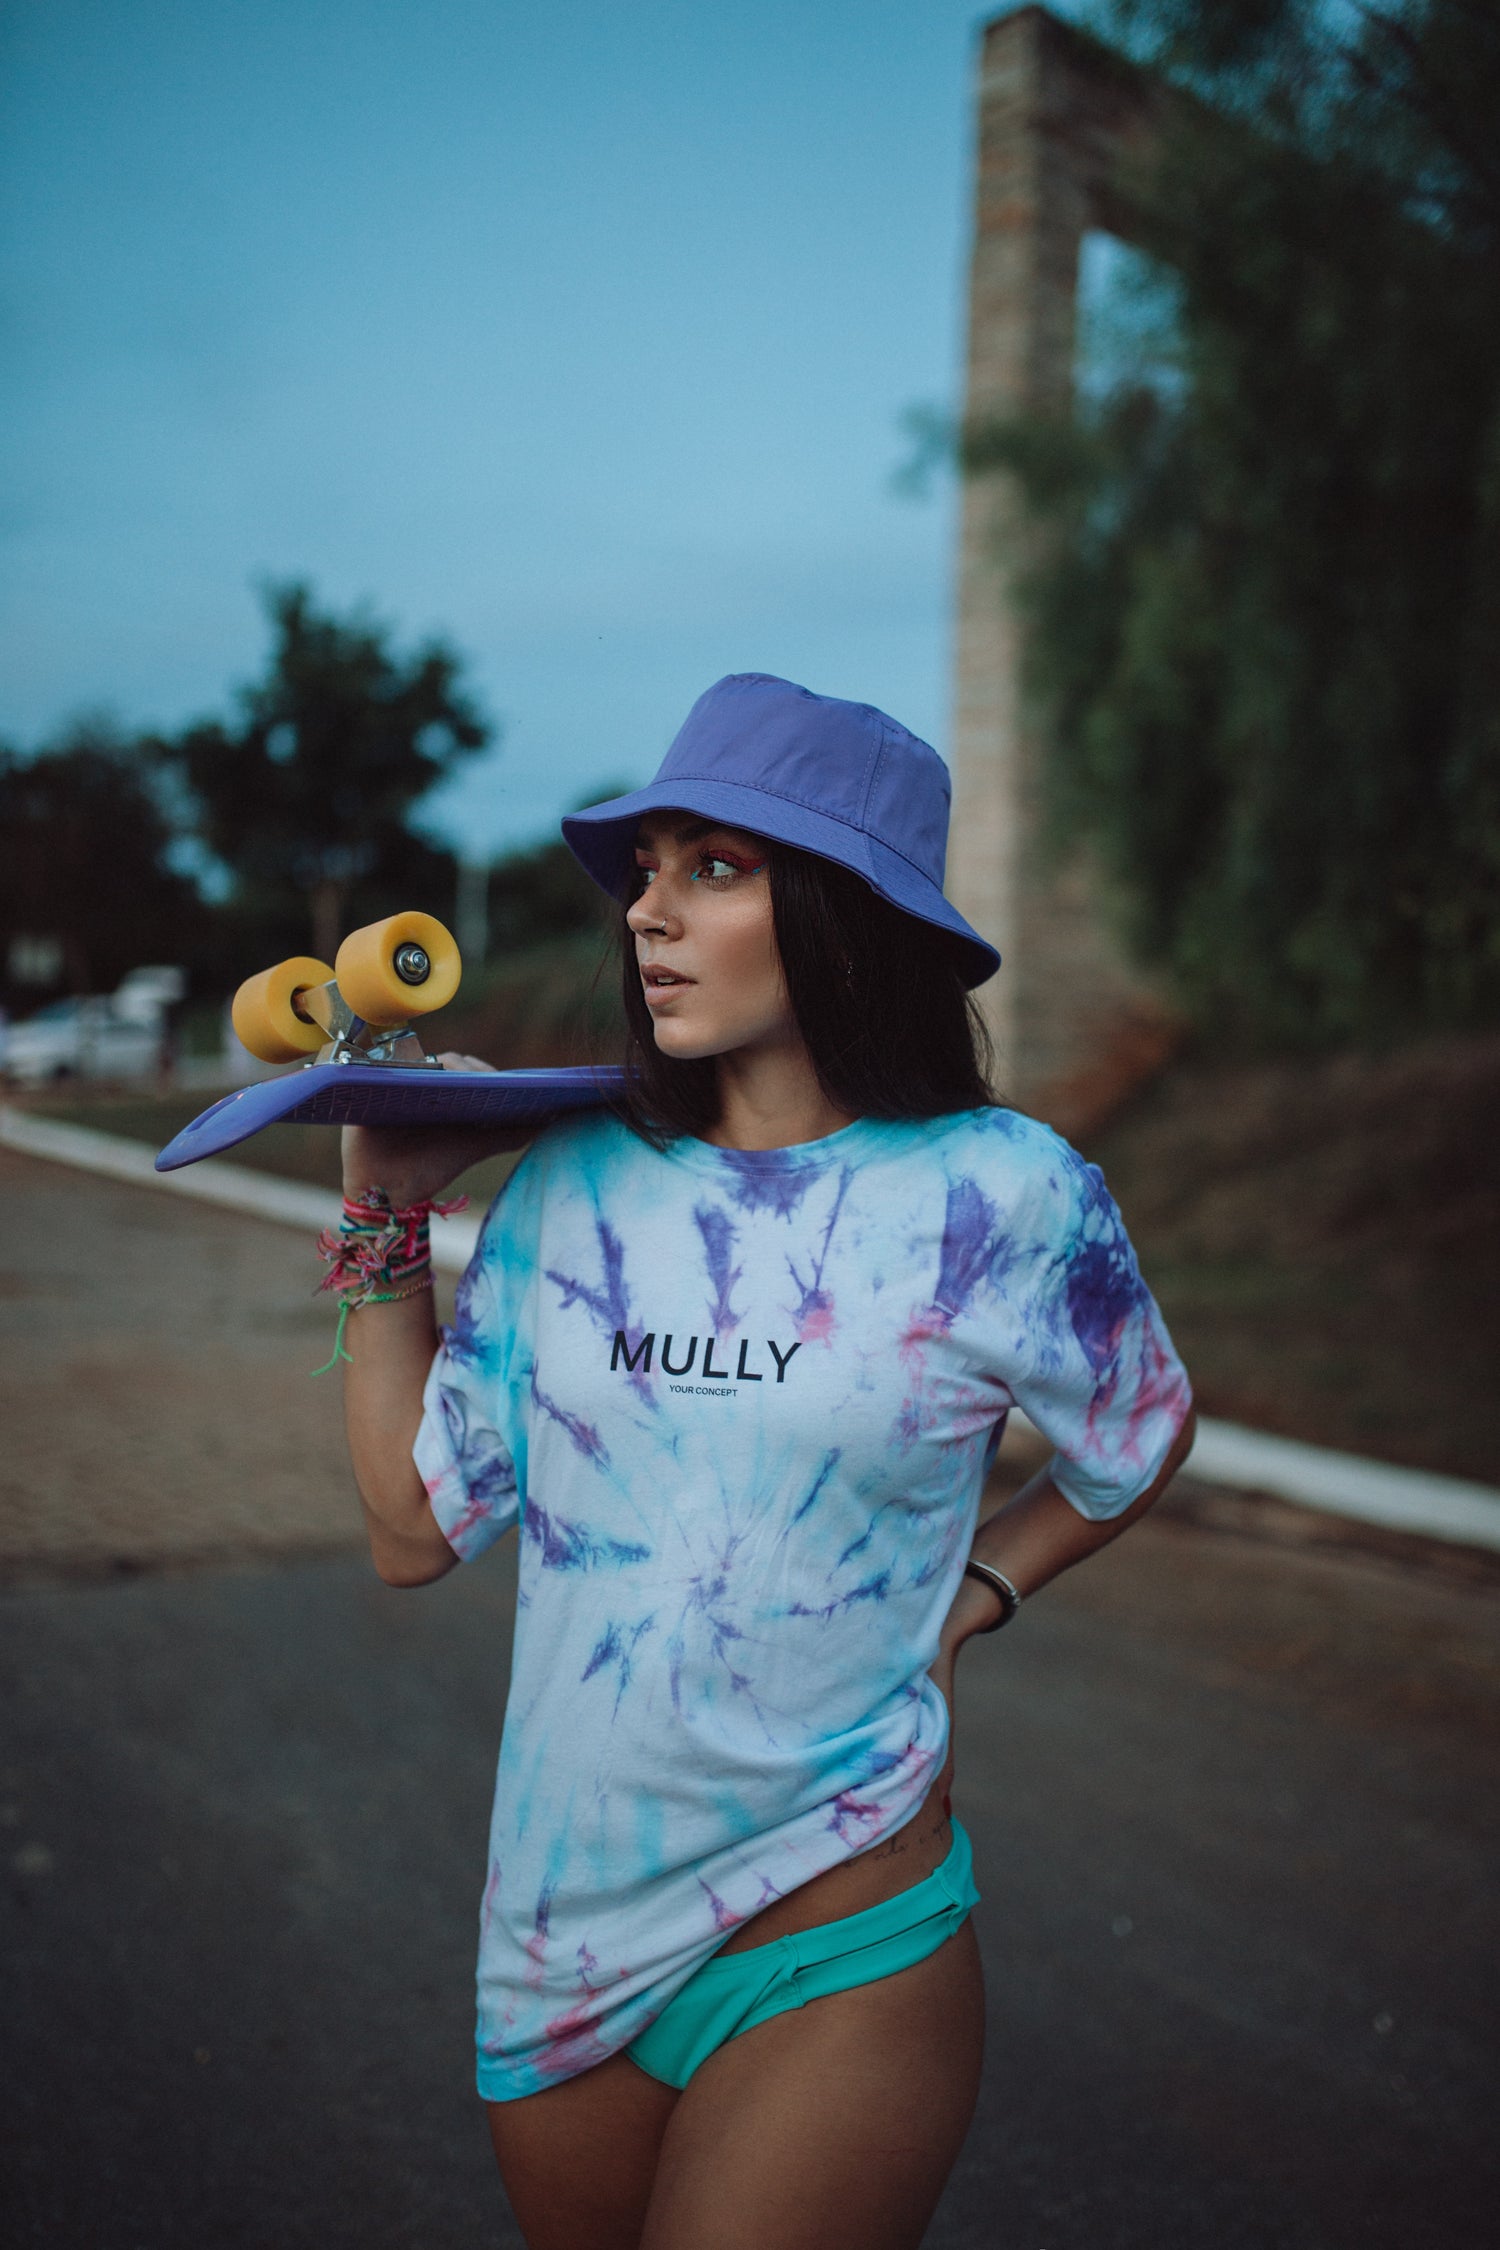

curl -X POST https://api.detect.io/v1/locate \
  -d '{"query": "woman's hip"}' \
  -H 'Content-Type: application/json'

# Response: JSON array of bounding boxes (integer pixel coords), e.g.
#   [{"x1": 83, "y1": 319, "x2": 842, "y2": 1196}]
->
[{"x1": 625, "y1": 1817, "x2": 980, "y2": 2092}]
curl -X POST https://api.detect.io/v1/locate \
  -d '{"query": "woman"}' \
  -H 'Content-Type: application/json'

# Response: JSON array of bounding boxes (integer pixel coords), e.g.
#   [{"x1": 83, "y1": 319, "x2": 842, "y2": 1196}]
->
[{"x1": 335, "y1": 673, "x2": 1194, "y2": 2250}]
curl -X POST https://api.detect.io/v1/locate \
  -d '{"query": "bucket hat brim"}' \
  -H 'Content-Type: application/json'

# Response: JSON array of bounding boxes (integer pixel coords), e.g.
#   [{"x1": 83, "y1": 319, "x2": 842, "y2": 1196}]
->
[{"x1": 562, "y1": 774, "x2": 1000, "y2": 989}]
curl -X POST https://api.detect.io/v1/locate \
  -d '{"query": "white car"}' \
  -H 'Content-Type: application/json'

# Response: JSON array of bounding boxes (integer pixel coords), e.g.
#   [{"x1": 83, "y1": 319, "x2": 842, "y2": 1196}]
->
[
  {"x1": 1, "y1": 967, "x2": 184, "y2": 1085},
  {"x1": 113, "y1": 965, "x2": 187, "y2": 1023}
]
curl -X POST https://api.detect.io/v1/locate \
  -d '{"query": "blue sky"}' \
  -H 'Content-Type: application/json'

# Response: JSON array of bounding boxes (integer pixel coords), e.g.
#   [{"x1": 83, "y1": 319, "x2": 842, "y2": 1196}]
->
[{"x1": 1, "y1": 0, "x2": 1096, "y2": 855}]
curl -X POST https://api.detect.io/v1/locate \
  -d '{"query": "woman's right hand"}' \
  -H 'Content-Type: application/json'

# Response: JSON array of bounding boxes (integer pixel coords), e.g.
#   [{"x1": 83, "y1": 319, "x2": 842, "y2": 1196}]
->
[{"x1": 340, "y1": 1053, "x2": 546, "y2": 1206}]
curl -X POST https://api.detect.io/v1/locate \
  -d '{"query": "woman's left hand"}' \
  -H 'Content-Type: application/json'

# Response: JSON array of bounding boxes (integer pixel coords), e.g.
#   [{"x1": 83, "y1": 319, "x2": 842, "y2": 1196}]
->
[{"x1": 928, "y1": 1640, "x2": 959, "y2": 1807}]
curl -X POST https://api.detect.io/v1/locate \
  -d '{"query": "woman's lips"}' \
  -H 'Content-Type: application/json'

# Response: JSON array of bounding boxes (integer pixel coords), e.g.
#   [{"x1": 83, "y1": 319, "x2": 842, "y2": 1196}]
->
[{"x1": 641, "y1": 965, "x2": 694, "y2": 1007}]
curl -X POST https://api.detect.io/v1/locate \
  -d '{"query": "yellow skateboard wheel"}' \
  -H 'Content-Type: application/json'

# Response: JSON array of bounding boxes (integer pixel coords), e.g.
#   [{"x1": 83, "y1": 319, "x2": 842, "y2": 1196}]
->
[
  {"x1": 231, "y1": 957, "x2": 335, "y2": 1063},
  {"x1": 334, "y1": 911, "x2": 461, "y2": 1027}
]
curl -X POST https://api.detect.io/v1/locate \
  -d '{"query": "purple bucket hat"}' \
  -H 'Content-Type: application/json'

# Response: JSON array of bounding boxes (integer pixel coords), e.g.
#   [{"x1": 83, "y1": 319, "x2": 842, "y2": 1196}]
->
[{"x1": 561, "y1": 673, "x2": 1000, "y2": 988}]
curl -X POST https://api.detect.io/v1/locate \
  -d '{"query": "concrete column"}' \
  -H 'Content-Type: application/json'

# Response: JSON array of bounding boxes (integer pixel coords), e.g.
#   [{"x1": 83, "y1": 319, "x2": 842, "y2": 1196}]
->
[{"x1": 949, "y1": 7, "x2": 1172, "y2": 1126}]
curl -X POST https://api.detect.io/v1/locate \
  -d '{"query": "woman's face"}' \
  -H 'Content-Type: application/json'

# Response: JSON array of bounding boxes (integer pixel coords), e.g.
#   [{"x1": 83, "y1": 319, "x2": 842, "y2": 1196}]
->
[{"x1": 625, "y1": 812, "x2": 795, "y2": 1062}]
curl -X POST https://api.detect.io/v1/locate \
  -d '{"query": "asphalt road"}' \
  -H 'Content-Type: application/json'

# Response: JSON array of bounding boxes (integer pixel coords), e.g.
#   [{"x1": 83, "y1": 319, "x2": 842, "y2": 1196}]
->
[{"x1": 2, "y1": 1148, "x2": 1497, "y2": 2248}]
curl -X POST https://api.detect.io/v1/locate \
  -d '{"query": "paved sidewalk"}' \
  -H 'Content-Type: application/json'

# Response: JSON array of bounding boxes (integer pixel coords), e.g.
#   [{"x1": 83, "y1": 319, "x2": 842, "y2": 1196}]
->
[{"x1": 0, "y1": 1146, "x2": 386, "y2": 1581}]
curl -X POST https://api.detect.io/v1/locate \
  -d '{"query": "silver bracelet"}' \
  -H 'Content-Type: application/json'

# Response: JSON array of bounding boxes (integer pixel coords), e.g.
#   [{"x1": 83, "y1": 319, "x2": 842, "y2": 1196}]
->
[{"x1": 963, "y1": 1559, "x2": 1023, "y2": 1632}]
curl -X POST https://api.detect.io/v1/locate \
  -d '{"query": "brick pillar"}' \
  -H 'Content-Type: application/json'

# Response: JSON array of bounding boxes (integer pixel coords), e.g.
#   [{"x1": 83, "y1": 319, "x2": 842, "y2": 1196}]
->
[{"x1": 949, "y1": 7, "x2": 1174, "y2": 1128}]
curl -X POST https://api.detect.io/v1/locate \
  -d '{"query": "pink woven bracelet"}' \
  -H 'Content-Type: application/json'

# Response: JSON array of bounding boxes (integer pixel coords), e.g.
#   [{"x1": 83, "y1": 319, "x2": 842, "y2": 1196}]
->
[
  {"x1": 314, "y1": 1187, "x2": 468, "y2": 1303},
  {"x1": 309, "y1": 1185, "x2": 468, "y2": 1376}
]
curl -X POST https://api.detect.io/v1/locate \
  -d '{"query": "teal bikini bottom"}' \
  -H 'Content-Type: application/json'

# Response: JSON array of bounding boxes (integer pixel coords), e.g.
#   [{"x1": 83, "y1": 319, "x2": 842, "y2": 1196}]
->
[{"x1": 625, "y1": 1819, "x2": 979, "y2": 2091}]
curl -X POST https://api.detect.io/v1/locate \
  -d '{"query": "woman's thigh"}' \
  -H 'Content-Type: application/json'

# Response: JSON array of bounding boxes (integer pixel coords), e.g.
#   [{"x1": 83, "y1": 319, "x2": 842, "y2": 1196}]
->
[
  {"x1": 487, "y1": 2051, "x2": 679, "y2": 2250},
  {"x1": 641, "y1": 1919, "x2": 985, "y2": 2250}
]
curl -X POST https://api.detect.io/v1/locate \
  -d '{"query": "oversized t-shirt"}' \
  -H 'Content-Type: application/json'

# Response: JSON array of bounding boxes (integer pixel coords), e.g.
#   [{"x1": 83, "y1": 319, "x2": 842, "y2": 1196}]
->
[{"x1": 413, "y1": 1105, "x2": 1190, "y2": 2101}]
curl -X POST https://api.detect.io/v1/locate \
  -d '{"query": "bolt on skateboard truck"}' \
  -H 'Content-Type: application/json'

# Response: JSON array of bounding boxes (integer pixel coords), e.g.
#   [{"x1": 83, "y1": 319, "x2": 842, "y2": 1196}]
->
[{"x1": 231, "y1": 911, "x2": 463, "y2": 1069}]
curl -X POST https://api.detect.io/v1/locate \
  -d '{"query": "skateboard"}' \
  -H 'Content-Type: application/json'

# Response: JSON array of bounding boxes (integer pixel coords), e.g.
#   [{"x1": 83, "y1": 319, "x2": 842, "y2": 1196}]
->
[{"x1": 155, "y1": 910, "x2": 623, "y2": 1172}]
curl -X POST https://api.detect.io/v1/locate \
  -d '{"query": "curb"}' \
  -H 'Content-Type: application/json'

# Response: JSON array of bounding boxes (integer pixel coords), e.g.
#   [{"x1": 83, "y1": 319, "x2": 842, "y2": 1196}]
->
[
  {"x1": 0, "y1": 1106, "x2": 481, "y2": 1271},
  {"x1": 6, "y1": 1104, "x2": 1498, "y2": 1554},
  {"x1": 1181, "y1": 1418, "x2": 1500, "y2": 1555}
]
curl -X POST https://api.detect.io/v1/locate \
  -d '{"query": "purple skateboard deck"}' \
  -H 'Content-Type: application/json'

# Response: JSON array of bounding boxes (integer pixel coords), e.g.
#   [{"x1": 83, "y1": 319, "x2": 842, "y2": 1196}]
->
[{"x1": 155, "y1": 1063, "x2": 626, "y2": 1172}]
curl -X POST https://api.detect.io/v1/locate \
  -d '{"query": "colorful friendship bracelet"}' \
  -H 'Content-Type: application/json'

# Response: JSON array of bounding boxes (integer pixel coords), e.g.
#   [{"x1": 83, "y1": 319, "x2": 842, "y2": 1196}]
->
[{"x1": 309, "y1": 1185, "x2": 467, "y2": 1376}]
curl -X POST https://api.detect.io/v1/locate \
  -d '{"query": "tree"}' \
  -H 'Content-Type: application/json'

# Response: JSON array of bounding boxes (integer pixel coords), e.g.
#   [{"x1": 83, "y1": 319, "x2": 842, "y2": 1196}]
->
[
  {"x1": 0, "y1": 727, "x2": 206, "y2": 1007},
  {"x1": 167, "y1": 583, "x2": 491, "y2": 964},
  {"x1": 981, "y1": 0, "x2": 1500, "y2": 1046}
]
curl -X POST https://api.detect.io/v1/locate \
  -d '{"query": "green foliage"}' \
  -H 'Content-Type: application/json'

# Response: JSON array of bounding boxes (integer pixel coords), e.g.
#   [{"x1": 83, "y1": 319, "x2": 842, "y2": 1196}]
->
[
  {"x1": 0, "y1": 726, "x2": 207, "y2": 1005},
  {"x1": 440, "y1": 931, "x2": 624, "y2": 1070},
  {"x1": 164, "y1": 583, "x2": 490, "y2": 963},
  {"x1": 987, "y1": 0, "x2": 1500, "y2": 1046},
  {"x1": 485, "y1": 835, "x2": 611, "y2": 956},
  {"x1": 480, "y1": 783, "x2": 632, "y2": 957}
]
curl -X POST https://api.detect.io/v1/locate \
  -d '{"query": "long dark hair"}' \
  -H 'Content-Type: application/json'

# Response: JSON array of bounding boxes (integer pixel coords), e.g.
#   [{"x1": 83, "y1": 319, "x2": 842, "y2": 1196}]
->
[{"x1": 616, "y1": 836, "x2": 996, "y2": 1140}]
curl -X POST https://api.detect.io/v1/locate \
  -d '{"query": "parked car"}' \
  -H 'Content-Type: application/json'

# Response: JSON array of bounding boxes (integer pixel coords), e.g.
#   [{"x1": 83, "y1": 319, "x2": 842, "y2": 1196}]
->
[
  {"x1": 112, "y1": 964, "x2": 187, "y2": 1024},
  {"x1": 0, "y1": 967, "x2": 186, "y2": 1085}
]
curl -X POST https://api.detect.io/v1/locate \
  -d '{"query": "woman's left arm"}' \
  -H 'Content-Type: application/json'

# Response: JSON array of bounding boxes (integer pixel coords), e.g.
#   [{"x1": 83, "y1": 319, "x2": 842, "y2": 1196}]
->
[
  {"x1": 937, "y1": 1405, "x2": 1197, "y2": 1667},
  {"x1": 925, "y1": 1414, "x2": 1192, "y2": 1807}
]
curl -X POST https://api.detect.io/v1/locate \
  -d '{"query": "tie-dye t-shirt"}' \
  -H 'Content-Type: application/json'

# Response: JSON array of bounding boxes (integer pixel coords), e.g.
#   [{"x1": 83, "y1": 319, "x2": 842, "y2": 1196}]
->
[{"x1": 413, "y1": 1105, "x2": 1189, "y2": 2101}]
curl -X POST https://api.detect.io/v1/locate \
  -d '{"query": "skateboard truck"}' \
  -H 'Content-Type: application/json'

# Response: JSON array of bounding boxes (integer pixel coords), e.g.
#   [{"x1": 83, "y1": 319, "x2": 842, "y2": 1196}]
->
[
  {"x1": 231, "y1": 911, "x2": 464, "y2": 1070},
  {"x1": 290, "y1": 974, "x2": 442, "y2": 1069}
]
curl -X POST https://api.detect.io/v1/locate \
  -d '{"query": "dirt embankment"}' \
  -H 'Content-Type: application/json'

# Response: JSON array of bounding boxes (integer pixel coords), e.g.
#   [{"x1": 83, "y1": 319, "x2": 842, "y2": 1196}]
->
[{"x1": 1084, "y1": 1033, "x2": 1500, "y2": 1483}]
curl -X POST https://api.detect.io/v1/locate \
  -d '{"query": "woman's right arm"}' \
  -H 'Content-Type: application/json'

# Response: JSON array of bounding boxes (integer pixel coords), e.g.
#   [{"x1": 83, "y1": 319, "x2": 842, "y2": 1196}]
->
[
  {"x1": 342, "y1": 1280, "x2": 455, "y2": 1586},
  {"x1": 338, "y1": 1061, "x2": 533, "y2": 1587}
]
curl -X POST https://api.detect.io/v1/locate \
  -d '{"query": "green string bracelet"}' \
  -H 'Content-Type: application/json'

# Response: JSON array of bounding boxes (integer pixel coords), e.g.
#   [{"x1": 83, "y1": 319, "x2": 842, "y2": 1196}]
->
[{"x1": 309, "y1": 1274, "x2": 435, "y2": 1378}]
